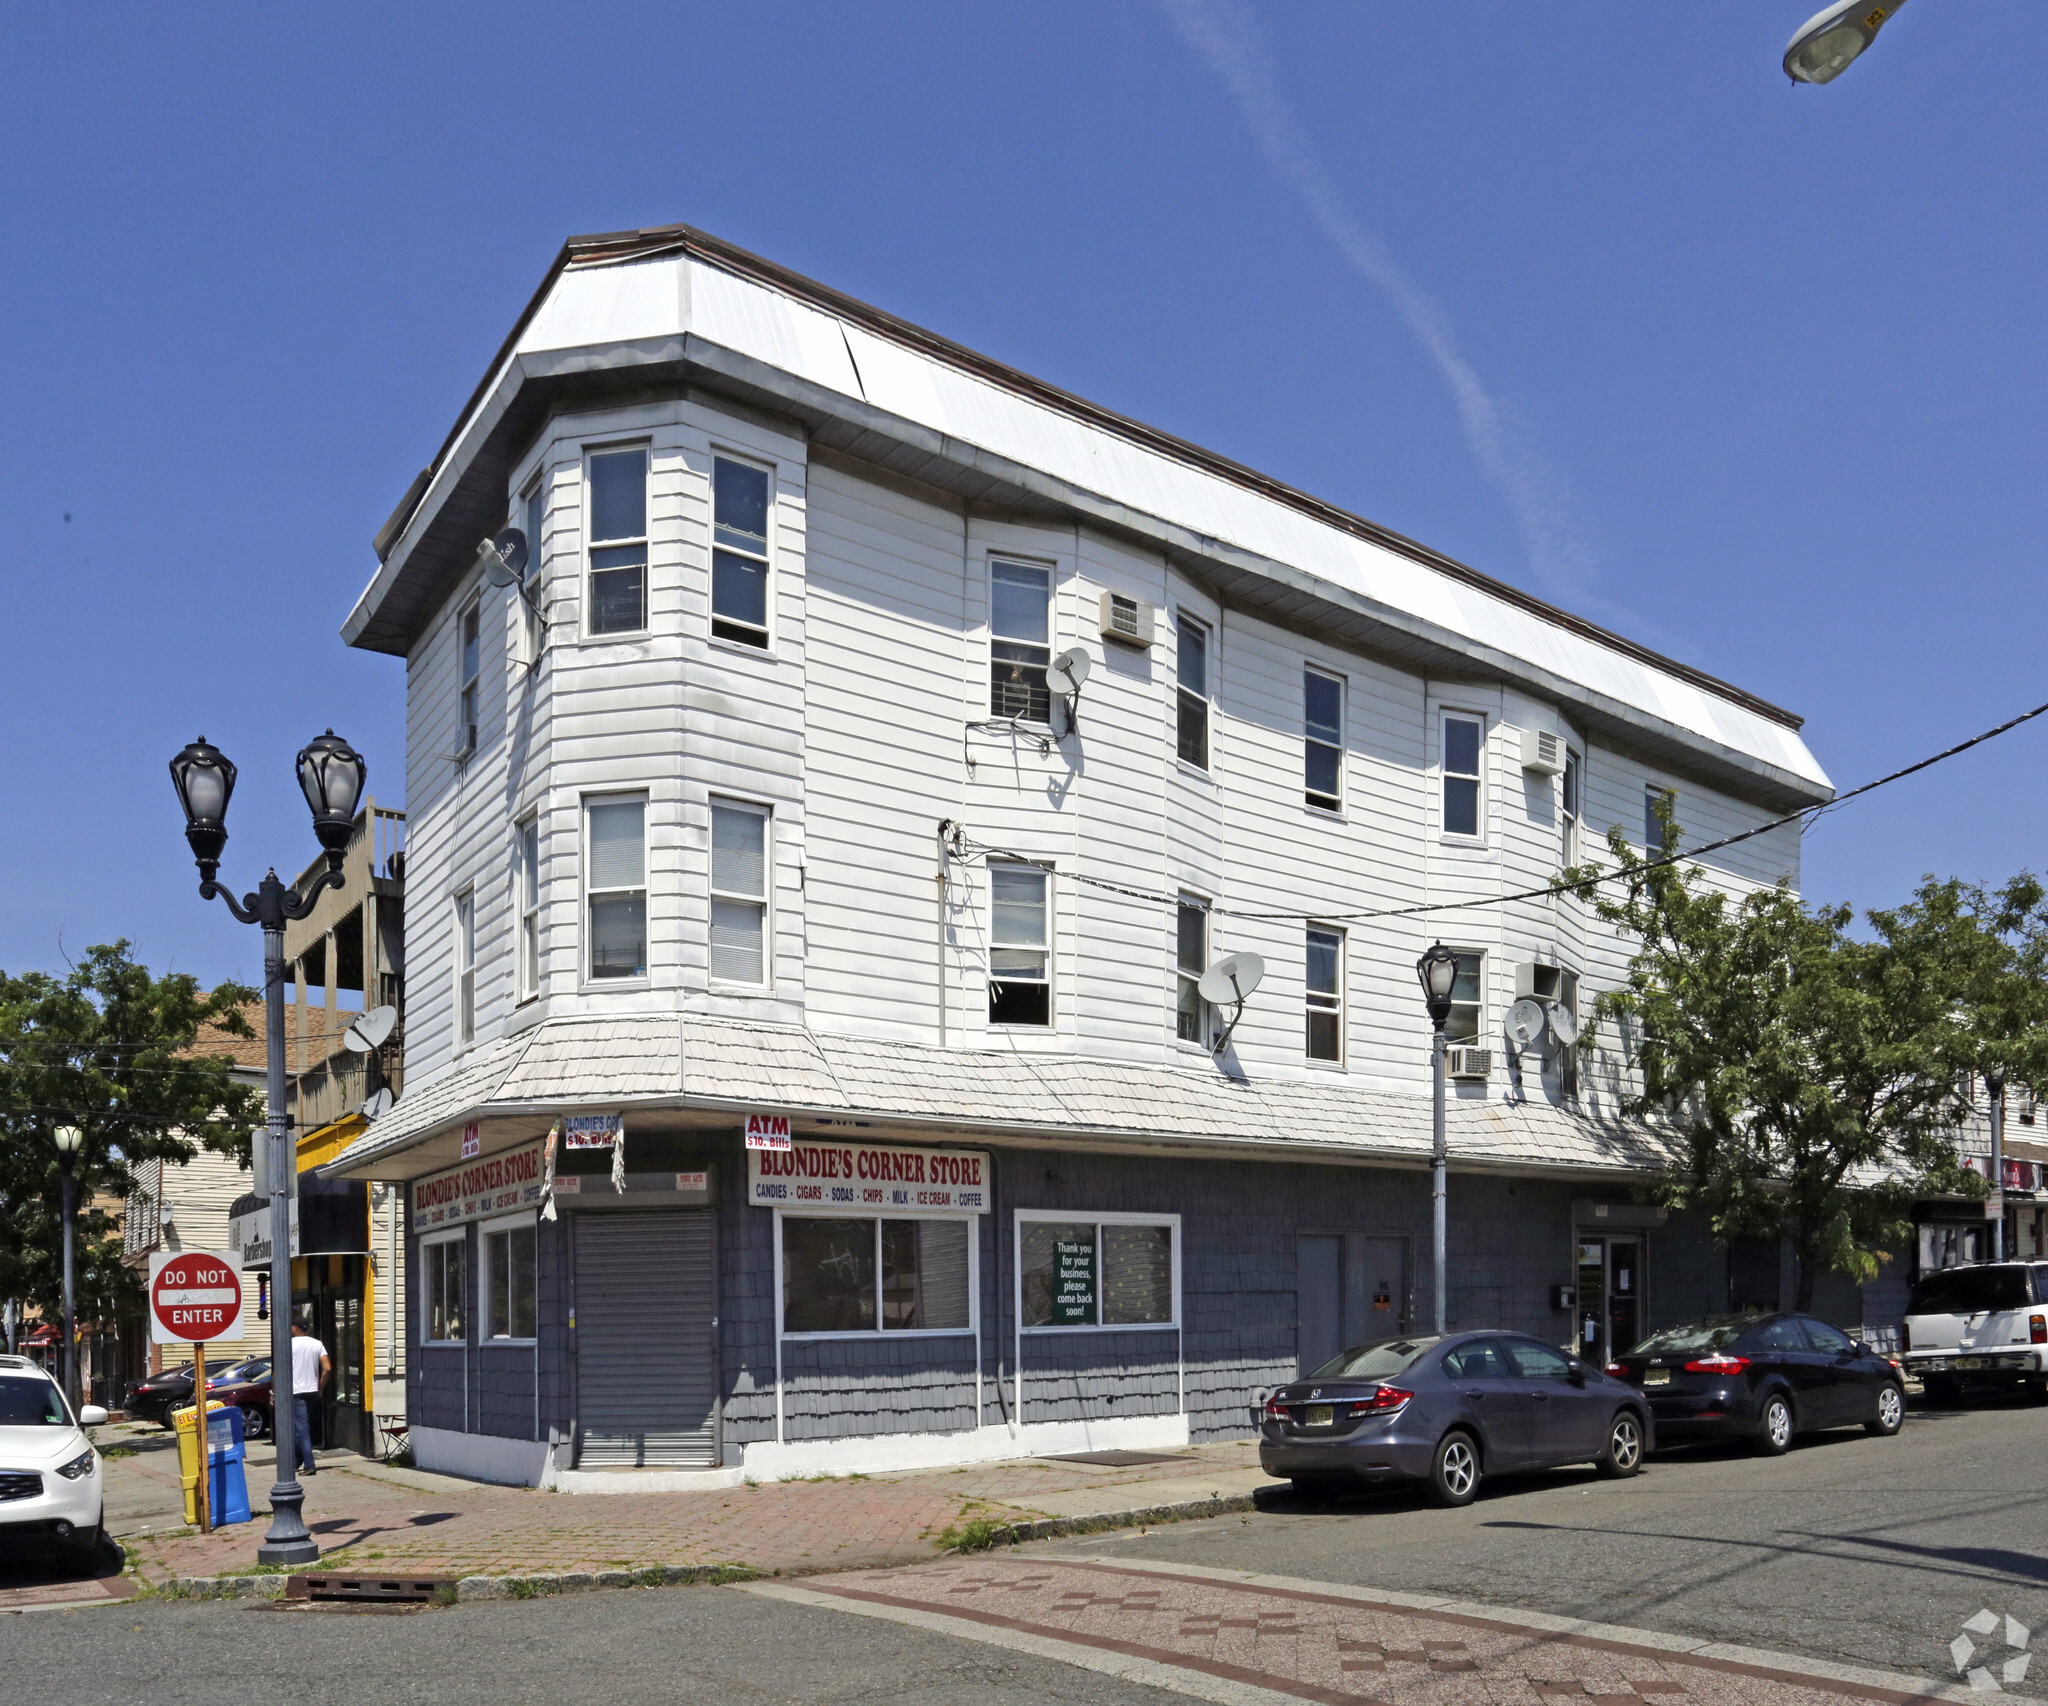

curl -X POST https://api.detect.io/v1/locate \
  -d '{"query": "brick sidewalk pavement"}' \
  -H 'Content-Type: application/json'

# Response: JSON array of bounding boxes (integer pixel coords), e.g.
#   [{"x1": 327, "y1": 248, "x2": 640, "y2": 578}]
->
[{"x1": 117, "y1": 1438, "x2": 1266, "y2": 1587}]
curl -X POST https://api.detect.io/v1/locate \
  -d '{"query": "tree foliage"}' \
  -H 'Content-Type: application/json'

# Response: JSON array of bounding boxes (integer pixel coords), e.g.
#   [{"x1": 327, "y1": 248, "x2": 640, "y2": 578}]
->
[
  {"x1": 0, "y1": 942, "x2": 263, "y2": 1323},
  {"x1": 1578, "y1": 807, "x2": 2048, "y2": 1308}
]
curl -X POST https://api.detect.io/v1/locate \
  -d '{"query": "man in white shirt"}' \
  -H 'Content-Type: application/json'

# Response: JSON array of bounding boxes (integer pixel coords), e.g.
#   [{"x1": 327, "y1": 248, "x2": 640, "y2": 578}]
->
[{"x1": 288, "y1": 1319, "x2": 331, "y2": 1478}]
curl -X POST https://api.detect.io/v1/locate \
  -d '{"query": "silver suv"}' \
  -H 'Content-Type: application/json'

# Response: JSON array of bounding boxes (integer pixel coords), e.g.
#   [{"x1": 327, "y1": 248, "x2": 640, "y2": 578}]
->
[{"x1": 1900, "y1": 1262, "x2": 2048, "y2": 1402}]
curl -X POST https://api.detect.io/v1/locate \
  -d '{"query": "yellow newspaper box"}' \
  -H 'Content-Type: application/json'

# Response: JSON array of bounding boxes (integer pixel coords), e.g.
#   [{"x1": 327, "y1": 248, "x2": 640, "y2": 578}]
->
[{"x1": 173, "y1": 1400, "x2": 227, "y2": 1526}]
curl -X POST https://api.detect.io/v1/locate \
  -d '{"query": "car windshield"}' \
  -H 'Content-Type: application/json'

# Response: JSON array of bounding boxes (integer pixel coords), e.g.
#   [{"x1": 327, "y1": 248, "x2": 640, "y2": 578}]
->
[
  {"x1": 1629, "y1": 1319, "x2": 1748, "y2": 1355},
  {"x1": 0, "y1": 1377, "x2": 69, "y2": 1426},
  {"x1": 1910, "y1": 1267, "x2": 2033, "y2": 1315},
  {"x1": 1307, "y1": 1338, "x2": 1436, "y2": 1380}
]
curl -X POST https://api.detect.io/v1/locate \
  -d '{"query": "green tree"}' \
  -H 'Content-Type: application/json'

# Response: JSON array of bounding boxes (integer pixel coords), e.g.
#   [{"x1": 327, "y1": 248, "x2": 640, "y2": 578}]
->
[
  {"x1": 1578, "y1": 809, "x2": 2048, "y2": 1309},
  {"x1": 0, "y1": 942, "x2": 263, "y2": 1328}
]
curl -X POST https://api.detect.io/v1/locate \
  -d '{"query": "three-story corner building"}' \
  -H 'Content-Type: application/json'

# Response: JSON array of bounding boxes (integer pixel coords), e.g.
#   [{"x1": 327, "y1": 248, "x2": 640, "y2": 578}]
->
[{"x1": 321, "y1": 222, "x2": 1837, "y2": 1489}]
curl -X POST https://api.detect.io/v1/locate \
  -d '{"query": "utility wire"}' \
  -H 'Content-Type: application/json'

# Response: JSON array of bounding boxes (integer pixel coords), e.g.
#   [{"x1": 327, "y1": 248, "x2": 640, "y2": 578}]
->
[{"x1": 953, "y1": 695, "x2": 2048, "y2": 926}]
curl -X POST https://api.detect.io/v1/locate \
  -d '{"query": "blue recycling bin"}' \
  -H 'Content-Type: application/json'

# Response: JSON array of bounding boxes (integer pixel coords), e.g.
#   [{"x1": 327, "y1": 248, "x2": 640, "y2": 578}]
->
[{"x1": 205, "y1": 1402, "x2": 252, "y2": 1526}]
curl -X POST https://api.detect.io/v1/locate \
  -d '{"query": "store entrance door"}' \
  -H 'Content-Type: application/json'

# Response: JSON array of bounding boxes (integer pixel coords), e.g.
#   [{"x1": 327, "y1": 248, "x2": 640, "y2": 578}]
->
[
  {"x1": 304, "y1": 1255, "x2": 369, "y2": 1456},
  {"x1": 1574, "y1": 1236, "x2": 1642, "y2": 1366}
]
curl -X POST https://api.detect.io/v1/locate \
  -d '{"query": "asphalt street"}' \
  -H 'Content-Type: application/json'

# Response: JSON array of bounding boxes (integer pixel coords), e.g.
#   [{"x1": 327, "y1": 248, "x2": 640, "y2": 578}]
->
[{"x1": 6, "y1": 1392, "x2": 2044, "y2": 1704}]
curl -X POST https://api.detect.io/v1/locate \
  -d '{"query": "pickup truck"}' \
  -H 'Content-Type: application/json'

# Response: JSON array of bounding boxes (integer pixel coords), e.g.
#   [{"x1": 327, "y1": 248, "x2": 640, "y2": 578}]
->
[{"x1": 1900, "y1": 1261, "x2": 2048, "y2": 1402}]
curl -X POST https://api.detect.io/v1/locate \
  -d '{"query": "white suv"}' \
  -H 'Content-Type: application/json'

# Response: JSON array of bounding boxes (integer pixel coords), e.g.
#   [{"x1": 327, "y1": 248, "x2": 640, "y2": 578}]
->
[
  {"x1": 1900, "y1": 1262, "x2": 2048, "y2": 1402},
  {"x1": 0, "y1": 1355, "x2": 108, "y2": 1566}
]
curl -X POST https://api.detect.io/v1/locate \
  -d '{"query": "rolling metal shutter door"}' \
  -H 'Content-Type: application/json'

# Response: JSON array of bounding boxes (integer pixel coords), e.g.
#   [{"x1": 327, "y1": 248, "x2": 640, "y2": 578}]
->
[{"x1": 574, "y1": 1211, "x2": 718, "y2": 1467}]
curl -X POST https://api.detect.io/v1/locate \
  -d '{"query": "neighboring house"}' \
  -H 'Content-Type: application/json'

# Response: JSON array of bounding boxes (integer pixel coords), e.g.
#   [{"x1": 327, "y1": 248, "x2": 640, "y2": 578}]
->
[{"x1": 322, "y1": 222, "x2": 1844, "y2": 1489}]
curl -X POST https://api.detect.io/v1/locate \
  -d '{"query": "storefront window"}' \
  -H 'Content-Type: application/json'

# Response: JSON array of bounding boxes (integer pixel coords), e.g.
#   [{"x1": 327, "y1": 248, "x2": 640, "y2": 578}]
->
[
  {"x1": 1020, "y1": 1215, "x2": 1177, "y2": 1329},
  {"x1": 484, "y1": 1218, "x2": 537, "y2": 1341},
  {"x1": 782, "y1": 1215, "x2": 973, "y2": 1336},
  {"x1": 422, "y1": 1234, "x2": 466, "y2": 1344}
]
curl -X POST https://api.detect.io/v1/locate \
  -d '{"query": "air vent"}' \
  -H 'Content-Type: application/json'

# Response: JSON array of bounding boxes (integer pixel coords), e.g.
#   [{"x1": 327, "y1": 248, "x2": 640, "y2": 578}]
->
[
  {"x1": 1447, "y1": 1046, "x2": 1492, "y2": 1080},
  {"x1": 1099, "y1": 591, "x2": 1155, "y2": 647},
  {"x1": 1520, "y1": 728, "x2": 1565, "y2": 776}
]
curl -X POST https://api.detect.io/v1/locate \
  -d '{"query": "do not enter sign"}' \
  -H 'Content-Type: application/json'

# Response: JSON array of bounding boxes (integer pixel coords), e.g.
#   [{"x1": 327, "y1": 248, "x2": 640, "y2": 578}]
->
[{"x1": 148, "y1": 1251, "x2": 246, "y2": 1345}]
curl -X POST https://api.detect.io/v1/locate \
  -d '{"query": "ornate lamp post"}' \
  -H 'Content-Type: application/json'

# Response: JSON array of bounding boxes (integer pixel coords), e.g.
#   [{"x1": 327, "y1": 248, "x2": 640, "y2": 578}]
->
[
  {"x1": 1415, "y1": 943, "x2": 1459, "y2": 1336},
  {"x1": 53, "y1": 1125, "x2": 83, "y2": 1409},
  {"x1": 170, "y1": 729, "x2": 365, "y2": 1567}
]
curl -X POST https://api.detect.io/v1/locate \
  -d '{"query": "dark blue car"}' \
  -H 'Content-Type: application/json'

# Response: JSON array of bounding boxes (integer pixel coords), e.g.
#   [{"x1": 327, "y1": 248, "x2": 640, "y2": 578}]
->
[{"x1": 1257, "y1": 1331, "x2": 1652, "y2": 1507}]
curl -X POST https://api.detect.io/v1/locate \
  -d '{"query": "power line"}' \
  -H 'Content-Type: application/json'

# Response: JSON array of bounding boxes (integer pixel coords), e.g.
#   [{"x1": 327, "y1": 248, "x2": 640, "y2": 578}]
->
[{"x1": 951, "y1": 695, "x2": 2048, "y2": 926}]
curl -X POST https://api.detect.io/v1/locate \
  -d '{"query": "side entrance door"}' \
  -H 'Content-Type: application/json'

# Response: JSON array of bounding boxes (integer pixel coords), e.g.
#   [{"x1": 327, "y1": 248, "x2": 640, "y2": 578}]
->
[
  {"x1": 572, "y1": 1210, "x2": 720, "y2": 1468},
  {"x1": 1575, "y1": 1236, "x2": 1644, "y2": 1366},
  {"x1": 1297, "y1": 1234, "x2": 1410, "y2": 1378}
]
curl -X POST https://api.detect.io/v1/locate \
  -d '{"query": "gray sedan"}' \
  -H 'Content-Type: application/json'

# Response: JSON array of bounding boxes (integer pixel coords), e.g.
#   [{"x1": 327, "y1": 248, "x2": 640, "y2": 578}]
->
[{"x1": 1257, "y1": 1331, "x2": 1652, "y2": 1507}]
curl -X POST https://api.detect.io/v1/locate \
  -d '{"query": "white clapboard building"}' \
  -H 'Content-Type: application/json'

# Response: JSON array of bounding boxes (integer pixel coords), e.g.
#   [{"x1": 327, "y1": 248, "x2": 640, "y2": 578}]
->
[{"x1": 320, "y1": 223, "x2": 1836, "y2": 1488}]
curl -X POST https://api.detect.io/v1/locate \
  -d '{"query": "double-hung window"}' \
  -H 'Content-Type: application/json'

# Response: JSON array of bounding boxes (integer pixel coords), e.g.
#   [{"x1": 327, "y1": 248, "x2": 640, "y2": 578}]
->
[
  {"x1": 1645, "y1": 784, "x2": 1677, "y2": 850},
  {"x1": 1561, "y1": 748, "x2": 1581, "y2": 865},
  {"x1": 454, "y1": 891, "x2": 476, "y2": 1047},
  {"x1": 421, "y1": 1232, "x2": 467, "y2": 1345},
  {"x1": 457, "y1": 601, "x2": 481, "y2": 756},
  {"x1": 1445, "y1": 951, "x2": 1483, "y2": 1045},
  {"x1": 1306, "y1": 926, "x2": 1343, "y2": 1062},
  {"x1": 1442, "y1": 713, "x2": 1483, "y2": 837},
  {"x1": 1304, "y1": 667, "x2": 1343, "y2": 811},
  {"x1": 482, "y1": 1216, "x2": 537, "y2": 1341},
  {"x1": 780, "y1": 1215, "x2": 972, "y2": 1335},
  {"x1": 585, "y1": 797, "x2": 647, "y2": 980},
  {"x1": 586, "y1": 448, "x2": 648, "y2": 636},
  {"x1": 1019, "y1": 1213, "x2": 1178, "y2": 1329},
  {"x1": 517, "y1": 818, "x2": 541, "y2": 1002},
  {"x1": 1175, "y1": 895, "x2": 1208, "y2": 1045},
  {"x1": 990, "y1": 559, "x2": 1052, "y2": 721},
  {"x1": 1176, "y1": 615, "x2": 1210, "y2": 769},
  {"x1": 710, "y1": 800, "x2": 769, "y2": 986},
  {"x1": 989, "y1": 863, "x2": 1050, "y2": 1026},
  {"x1": 517, "y1": 480, "x2": 546, "y2": 666},
  {"x1": 711, "y1": 457, "x2": 770, "y2": 647}
]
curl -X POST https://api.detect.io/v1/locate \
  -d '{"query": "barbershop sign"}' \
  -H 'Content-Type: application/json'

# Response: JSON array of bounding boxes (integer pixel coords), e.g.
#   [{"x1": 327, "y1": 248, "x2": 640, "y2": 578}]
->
[
  {"x1": 747, "y1": 1139, "x2": 989, "y2": 1215},
  {"x1": 412, "y1": 1136, "x2": 549, "y2": 1230}
]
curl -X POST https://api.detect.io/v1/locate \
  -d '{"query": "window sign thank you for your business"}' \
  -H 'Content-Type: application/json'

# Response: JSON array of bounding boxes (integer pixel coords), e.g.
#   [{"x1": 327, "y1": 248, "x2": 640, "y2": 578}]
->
[{"x1": 749, "y1": 1138, "x2": 989, "y2": 1214}]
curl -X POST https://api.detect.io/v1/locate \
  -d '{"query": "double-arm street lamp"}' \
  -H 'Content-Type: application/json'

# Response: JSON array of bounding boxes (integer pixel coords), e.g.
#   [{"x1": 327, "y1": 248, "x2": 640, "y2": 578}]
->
[
  {"x1": 1416, "y1": 943, "x2": 1459, "y2": 1337},
  {"x1": 53, "y1": 1124, "x2": 83, "y2": 1410},
  {"x1": 169, "y1": 729, "x2": 366, "y2": 1567}
]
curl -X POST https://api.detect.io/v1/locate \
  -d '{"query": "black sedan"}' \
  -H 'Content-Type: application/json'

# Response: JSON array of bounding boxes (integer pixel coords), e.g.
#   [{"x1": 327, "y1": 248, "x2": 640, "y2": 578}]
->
[
  {"x1": 1258, "y1": 1331, "x2": 1652, "y2": 1507},
  {"x1": 123, "y1": 1356, "x2": 253, "y2": 1429},
  {"x1": 1606, "y1": 1313, "x2": 1904, "y2": 1453}
]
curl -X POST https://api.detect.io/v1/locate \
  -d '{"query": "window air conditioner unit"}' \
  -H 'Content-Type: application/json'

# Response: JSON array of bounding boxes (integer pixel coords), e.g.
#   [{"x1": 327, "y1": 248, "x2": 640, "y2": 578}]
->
[
  {"x1": 1447, "y1": 1046, "x2": 1492, "y2": 1080},
  {"x1": 1099, "y1": 591, "x2": 1155, "y2": 648},
  {"x1": 1521, "y1": 728, "x2": 1566, "y2": 776}
]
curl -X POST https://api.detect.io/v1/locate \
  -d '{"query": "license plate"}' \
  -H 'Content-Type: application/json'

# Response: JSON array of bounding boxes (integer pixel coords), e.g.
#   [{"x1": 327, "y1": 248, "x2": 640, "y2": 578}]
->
[
  {"x1": 1305, "y1": 1404, "x2": 1334, "y2": 1427},
  {"x1": 1643, "y1": 1369, "x2": 1670, "y2": 1386}
]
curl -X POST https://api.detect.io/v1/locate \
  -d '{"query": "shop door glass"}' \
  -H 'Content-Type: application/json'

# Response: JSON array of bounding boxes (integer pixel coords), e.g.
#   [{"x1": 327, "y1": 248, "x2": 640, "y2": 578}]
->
[
  {"x1": 1576, "y1": 1240, "x2": 1606, "y2": 1360},
  {"x1": 1607, "y1": 1240, "x2": 1641, "y2": 1361}
]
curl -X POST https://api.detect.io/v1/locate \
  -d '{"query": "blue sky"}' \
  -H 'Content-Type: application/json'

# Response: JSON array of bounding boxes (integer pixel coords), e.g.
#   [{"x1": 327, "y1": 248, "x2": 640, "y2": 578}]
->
[{"x1": 3, "y1": 3, "x2": 2043, "y2": 991}]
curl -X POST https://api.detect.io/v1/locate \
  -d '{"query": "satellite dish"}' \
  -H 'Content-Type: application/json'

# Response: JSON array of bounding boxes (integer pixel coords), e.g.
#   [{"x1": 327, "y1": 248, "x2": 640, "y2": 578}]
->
[
  {"x1": 344, "y1": 1005, "x2": 397, "y2": 1053},
  {"x1": 1048, "y1": 696, "x2": 1073, "y2": 740},
  {"x1": 479, "y1": 526, "x2": 529, "y2": 589},
  {"x1": 1047, "y1": 647, "x2": 1092, "y2": 696},
  {"x1": 1198, "y1": 952, "x2": 1266, "y2": 1008},
  {"x1": 1505, "y1": 998, "x2": 1547, "y2": 1053},
  {"x1": 360, "y1": 1087, "x2": 394, "y2": 1122},
  {"x1": 1547, "y1": 1004, "x2": 1581, "y2": 1048}
]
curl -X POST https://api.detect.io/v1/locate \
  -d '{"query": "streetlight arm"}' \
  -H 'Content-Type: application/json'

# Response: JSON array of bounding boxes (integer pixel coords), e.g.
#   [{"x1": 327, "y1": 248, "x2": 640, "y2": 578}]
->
[{"x1": 198, "y1": 863, "x2": 345, "y2": 927}]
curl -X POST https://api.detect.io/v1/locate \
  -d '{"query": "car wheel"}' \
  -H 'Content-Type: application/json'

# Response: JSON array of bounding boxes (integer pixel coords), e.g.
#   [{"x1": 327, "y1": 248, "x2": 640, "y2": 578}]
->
[
  {"x1": 158, "y1": 1410, "x2": 178, "y2": 1433},
  {"x1": 2026, "y1": 1378, "x2": 2048, "y2": 1406},
  {"x1": 238, "y1": 1405, "x2": 267, "y2": 1441},
  {"x1": 1597, "y1": 1411, "x2": 1644, "y2": 1478},
  {"x1": 1865, "y1": 1382, "x2": 1905, "y2": 1436},
  {"x1": 1428, "y1": 1431, "x2": 1481, "y2": 1507},
  {"x1": 1922, "y1": 1374, "x2": 1961, "y2": 1405},
  {"x1": 1753, "y1": 1393, "x2": 1794, "y2": 1456}
]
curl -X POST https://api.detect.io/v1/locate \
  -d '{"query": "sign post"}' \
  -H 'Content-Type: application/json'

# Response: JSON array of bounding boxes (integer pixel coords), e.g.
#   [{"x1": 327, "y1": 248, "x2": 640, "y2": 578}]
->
[{"x1": 149, "y1": 1252, "x2": 245, "y2": 1538}]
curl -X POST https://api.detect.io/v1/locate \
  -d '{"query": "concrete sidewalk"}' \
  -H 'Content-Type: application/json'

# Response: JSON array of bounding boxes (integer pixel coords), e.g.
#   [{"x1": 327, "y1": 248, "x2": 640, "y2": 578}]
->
[{"x1": 104, "y1": 1426, "x2": 1270, "y2": 1591}]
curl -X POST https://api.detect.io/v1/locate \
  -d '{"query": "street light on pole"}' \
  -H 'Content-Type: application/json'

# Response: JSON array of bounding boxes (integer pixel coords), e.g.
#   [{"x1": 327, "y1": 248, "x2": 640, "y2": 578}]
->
[
  {"x1": 1415, "y1": 943, "x2": 1459, "y2": 1337},
  {"x1": 52, "y1": 1125, "x2": 83, "y2": 1411},
  {"x1": 170, "y1": 728, "x2": 366, "y2": 1568},
  {"x1": 1988, "y1": 1068, "x2": 2007, "y2": 1263},
  {"x1": 1784, "y1": 0, "x2": 1909, "y2": 84}
]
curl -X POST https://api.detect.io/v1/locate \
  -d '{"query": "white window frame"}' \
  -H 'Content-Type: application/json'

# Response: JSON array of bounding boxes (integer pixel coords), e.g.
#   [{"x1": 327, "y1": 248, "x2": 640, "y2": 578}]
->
[
  {"x1": 584, "y1": 443, "x2": 649, "y2": 638},
  {"x1": 453, "y1": 889, "x2": 476, "y2": 1047},
  {"x1": 516, "y1": 478, "x2": 546, "y2": 668},
  {"x1": 1645, "y1": 783, "x2": 1677, "y2": 850},
  {"x1": 516, "y1": 816, "x2": 542, "y2": 1004},
  {"x1": 419, "y1": 1227, "x2": 469, "y2": 1347},
  {"x1": 1305, "y1": 923, "x2": 1345, "y2": 1066},
  {"x1": 479, "y1": 1209, "x2": 539, "y2": 1345},
  {"x1": 773, "y1": 1208, "x2": 980, "y2": 1342},
  {"x1": 456, "y1": 598, "x2": 482, "y2": 757},
  {"x1": 988, "y1": 556, "x2": 1053, "y2": 723},
  {"x1": 1304, "y1": 665, "x2": 1344, "y2": 813},
  {"x1": 710, "y1": 452, "x2": 773, "y2": 649},
  {"x1": 1445, "y1": 948, "x2": 1485, "y2": 1046},
  {"x1": 987, "y1": 860, "x2": 1053, "y2": 1028},
  {"x1": 1440, "y1": 711, "x2": 1485, "y2": 840},
  {"x1": 583, "y1": 793, "x2": 649, "y2": 985},
  {"x1": 708, "y1": 797, "x2": 771, "y2": 989},
  {"x1": 1561, "y1": 747, "x2": 1581, "y2": 867},
  {"x1": 1015, "y1": 1209, "x2": 1181, "y2": 1335},
  {"x1": 1174, "y1": 893, "x2": 1209, "y2": 1048},
  {"x1": 1175, "y1": 612, "x2": 1211, "y2": 772}
]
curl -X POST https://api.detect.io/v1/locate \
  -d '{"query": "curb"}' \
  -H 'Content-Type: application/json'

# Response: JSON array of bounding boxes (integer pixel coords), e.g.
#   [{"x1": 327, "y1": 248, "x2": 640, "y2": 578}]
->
[
  {"x1": 167, "y1": 1575, "x2": 291, "y2": 1600},
  {"x1": 956, "y1": 1491, "x2": 1259, "y2": 1550}
]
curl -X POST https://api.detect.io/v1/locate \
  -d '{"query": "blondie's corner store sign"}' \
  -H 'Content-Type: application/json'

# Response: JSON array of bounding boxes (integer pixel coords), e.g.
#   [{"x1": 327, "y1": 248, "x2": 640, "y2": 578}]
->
[
  {"x1": 748, "y1": 1136, "x2": 990, "y2": 1214},
  {"x1": 413, "y1": 1136, "x2": 549, "y2": 1230}
]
